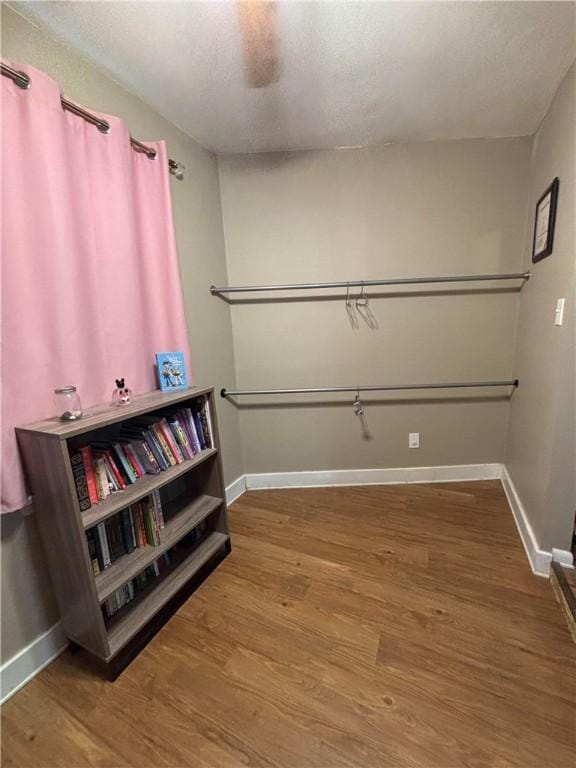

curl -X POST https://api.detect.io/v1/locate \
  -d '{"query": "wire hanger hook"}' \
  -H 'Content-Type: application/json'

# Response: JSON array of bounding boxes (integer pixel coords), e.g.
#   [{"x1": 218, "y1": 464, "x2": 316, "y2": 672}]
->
[
  {"x1": 345, "y1": 281, "x2": 359, "y2": 329},
  {"x1": 353, "y1": 387, "x2": 364, "y2": 416}
]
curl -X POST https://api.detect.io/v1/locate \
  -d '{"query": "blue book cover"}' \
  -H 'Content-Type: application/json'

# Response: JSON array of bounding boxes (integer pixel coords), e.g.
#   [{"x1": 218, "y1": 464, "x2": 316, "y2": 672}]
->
[{"x1": 156, "y1": 351, "x2": 188, "y2": 392}]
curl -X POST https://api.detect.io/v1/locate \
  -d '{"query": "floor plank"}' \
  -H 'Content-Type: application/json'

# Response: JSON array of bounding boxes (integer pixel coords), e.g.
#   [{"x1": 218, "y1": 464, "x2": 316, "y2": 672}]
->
[{"x1": 2, "y1": 482, "x2": 575, "y2": 767}]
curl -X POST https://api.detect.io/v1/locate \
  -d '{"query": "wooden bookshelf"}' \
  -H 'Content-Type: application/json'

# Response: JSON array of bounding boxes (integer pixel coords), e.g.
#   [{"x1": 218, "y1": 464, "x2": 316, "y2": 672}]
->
[{"x1": 16, "y1": 387, "x2": 230, "y2": 677}]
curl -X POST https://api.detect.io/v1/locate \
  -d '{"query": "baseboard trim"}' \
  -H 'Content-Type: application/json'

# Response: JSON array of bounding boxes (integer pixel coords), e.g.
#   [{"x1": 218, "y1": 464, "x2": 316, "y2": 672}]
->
[
  {"x1": 552, "y1": 548, "x2": 574, "y2": 569},
  {"x1": 225, "y1": 475, "x2": 247, "y2": 505},
  {"x1": 245, "y1": 463, "x2": 503, "y2": 491},
  {"x1": 500, "y1": 466, "x2": 552, "y2": 577},
  {"x1": 0, "y1": 623, "x2": 67, "y2": 704}
]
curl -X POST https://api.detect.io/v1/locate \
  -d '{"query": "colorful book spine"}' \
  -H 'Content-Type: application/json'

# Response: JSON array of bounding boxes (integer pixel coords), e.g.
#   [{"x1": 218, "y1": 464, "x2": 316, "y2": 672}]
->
[
  {"x1": 104, "y1": 451, "x2": 127, "y2": 489},
  {"x1": 194, "y1": 398, "x2": 211, "y2": 449},
  {"x1": 144, "y1": 429, "x2": 169, "y2": 470},
  {"x1": 79, "y1": 446, "x2": 99, "y2": 505},
  {"x1": 94, "y1": 457, "x2": 110, "y2": 500},
  {"x1": 151, "y1": 423, "x2": 177, "y2": 466},
  {"x1": 152, "y1": 490, "x2": 164, "y2": 529},
  {"x1": 85, "y1": 529, "x2": 100, "y2": 575},
  {"x1": 121, "y1": 443, "x2": 144, "y2": 479},
  {"x1": 169, "y1": 418, "x2": 193, "y2": 460},
  {"x1": 177, "y1": 410, "x2": 197, "y2": 455},
  {"x1": 70, "y1": 451, "x2": 91, "y2": 511},
  {"x1": 159, "y1": 419, "x2": 184, "y2": 463},
  {"x1": 192, "y1": 409, "x2": 207, "y2": 450},
  {"x1": 131, "y1": 440, "x2": 160, "y2": 474},
  {"x1": 203, "y1": 398, "x2": 214, "y2": 449},
  {"x1": 184, "y1": 408, "x2": 202, "y2": 454},
  {"x1": 112, "y1": 443, "x2": 137, "y2": 483}
]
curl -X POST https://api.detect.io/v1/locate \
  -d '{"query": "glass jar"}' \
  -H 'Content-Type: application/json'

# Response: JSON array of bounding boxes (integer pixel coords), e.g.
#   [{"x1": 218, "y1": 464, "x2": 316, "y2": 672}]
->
[{"x1": 54, "y1": 386, "x2": 83, "y2": 421}]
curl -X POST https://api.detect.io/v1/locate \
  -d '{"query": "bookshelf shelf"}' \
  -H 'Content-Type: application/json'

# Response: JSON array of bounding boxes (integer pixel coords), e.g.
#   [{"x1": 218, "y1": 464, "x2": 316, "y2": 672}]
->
[
  {"x1": 107, "y1": 532, "x2": 229, "y2": 657},
  {"x1": 95, "y1": 494, "x2": 223, "y2": 602},
  {"x1": 16, "y1": 387, "x2": 230, "y2": 677},
  {"x1": 82, "y1": 448, "x2": 218, "y2": 529}
]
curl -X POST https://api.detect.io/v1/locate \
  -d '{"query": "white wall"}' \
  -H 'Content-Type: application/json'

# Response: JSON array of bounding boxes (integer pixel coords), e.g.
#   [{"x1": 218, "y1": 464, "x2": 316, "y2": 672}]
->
[
  {"x1": 218, "y1": 139, "x2": 531, "y2": 474},
  {"x1": 506, "y1": 63, "x2": 576, "y2": 552}
]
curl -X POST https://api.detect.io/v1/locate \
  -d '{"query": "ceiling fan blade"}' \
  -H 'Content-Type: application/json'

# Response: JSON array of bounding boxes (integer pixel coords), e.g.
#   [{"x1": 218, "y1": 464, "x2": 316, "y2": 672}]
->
[{"x1": 237, "y1": 0, "x2": 280, "y2": 88}]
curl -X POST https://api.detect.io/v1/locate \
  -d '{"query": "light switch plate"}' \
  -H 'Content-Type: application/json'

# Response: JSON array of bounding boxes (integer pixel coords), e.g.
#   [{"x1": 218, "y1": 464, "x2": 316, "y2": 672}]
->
[
  {"x1": 555, "y1": 298, "x2": 566, "y2": 326},
  {"x1": 409, "y1": 432, "x2": 420, "y2": 449}
]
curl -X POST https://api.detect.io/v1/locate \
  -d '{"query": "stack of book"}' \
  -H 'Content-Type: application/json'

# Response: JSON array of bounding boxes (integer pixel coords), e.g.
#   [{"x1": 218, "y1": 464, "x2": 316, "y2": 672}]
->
[
  {"x1": 102, "y1": 554, "x2": 172, "y2": 621},
  {"x1": 101, "y1": 519, "x2": 210, "y2": 622},
  {"x1": 70, "y1": 396, "x2": 213, "y2": 510},
  {"x1": 85, "y1": 491, "x2": 164, "y2": 575}
]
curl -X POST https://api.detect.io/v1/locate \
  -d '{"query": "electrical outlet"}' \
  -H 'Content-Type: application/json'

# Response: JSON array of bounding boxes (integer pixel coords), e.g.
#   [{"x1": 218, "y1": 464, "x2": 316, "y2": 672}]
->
[{"x1": 409, "y1": 432, "x2": 420, "y2": 449}]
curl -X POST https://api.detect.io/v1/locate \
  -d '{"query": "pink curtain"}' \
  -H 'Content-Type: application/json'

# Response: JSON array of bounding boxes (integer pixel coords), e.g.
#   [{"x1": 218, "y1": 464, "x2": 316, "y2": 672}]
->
[{"x1": 1, "y1": 62, "x2": 191, "y2": 513}]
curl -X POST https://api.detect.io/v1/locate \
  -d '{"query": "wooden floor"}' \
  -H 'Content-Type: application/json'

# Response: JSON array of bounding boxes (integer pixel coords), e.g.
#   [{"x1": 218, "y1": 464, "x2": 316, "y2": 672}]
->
[{"x1": 2, "y1": 482, "x2": 575, "y2": 767}]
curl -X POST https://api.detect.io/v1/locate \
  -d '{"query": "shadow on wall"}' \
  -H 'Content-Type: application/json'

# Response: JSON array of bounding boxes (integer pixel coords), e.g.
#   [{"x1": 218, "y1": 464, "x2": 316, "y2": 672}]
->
[{"x1": 1, "y1": 509, "x2": 59, "y2": 664}]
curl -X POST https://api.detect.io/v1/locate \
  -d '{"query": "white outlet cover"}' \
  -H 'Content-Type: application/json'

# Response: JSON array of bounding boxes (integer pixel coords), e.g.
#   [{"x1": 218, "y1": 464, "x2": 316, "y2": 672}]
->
[
  {"x1": 555, "y1": 298, "x2": 566, "y2": 326},
  {"x1": 409, "y1": 432, "x2": 420, "y2": 448}
]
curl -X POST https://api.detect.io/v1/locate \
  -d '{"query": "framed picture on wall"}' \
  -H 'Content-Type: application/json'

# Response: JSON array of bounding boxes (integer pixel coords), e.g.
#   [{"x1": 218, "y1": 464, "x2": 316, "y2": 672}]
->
[{"x1": 532, "y1": 177, "x2": 559, "y2": 263}]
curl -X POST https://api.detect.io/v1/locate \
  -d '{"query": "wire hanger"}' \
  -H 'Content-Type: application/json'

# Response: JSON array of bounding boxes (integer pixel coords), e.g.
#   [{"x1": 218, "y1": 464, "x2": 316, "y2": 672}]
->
[
  {"x1": 345, "y1": 282, "x2": 359, "y2": 329},
  {"x1": 355, "y1": 282, "x2": 378, "y2": 329}
]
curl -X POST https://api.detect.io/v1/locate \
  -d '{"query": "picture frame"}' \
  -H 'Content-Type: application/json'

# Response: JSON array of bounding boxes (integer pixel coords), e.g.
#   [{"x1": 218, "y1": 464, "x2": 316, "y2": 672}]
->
[
  {"x1": 532, "y1": 177, "x2": 559, "y2": 263},
  {"x1": 155, "y1": 351, "x2": 188, "y2": 392}
]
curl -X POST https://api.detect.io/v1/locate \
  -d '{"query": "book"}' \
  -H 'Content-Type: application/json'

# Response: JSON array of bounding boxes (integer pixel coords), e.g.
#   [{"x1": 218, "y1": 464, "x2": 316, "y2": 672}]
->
[
  {"x1": 146, "y1": 422, "x2": 175, "y2": 466},
  {"x1": 175, "y1": 409, "x2": 197, "y2": 455},
  {"x1": 102, "y1": 460, "x2": 119, "y2": 493},
  {"x1": 112, "y1": 443, "x2": 137, "y2": 483},
  {"x1": 120, "y1": 509, "x2": 135, "y2": 554},
  {"x1": 130, "y1": 417, "x2": 176, "y2": 467},
  {"x1": 194, "y1": 398, "x2": 211, "y2": 450},
  {"x1": 192, "y1": 409, "x2": 207, "y2": 450},
  {"x1": 121, "y1": 424, "x2": 168, "y2": 471},
  {"x1": 134, "y1": 503, "x2": 147, "y2": 547},
  {"x1": 143, "y1": 428, "x2": 170, "y2": 470},
  {"x1": 155, "y1": 351, "x2": 188, "y2": 392},
  {"x1": 79, "y1": 446, "x2": 99, "y2": 505},
  {"x1": 130, "y1": 440, "x2": 161, "y2": 474},
  {"x1": 94, "y1": 457, "x2": 110, "y2": 500},
  {"x1": 183, "y1": 407, "x2": 202, "y2": 454},
  {"x1": 102, "y1": 450, "x2": 127, "y2": 490},
  {"x1": 122, "y1": 443, "x2": 145, "y2": 478},
  {"x1": 96, "y1": 522, "x2": 111, "y2": 568},
  {"x1": 167, "y1": 417, "x2": 193, "y2": 460},
  {"x1": 106, "y1": 515, "x2": 126, "y2": 561},
  {"x1": 151, "y1": 490, "x2": 164, "y2": 529},
  {"x1": 159, "y1": 419, "x2": 184, "y2": 463},
  {"x1": 203, "y1": 398, "x2": 214, "y2": 448},
  {"x1": 85, "y1": 529, "x2": 100, "y2": 575},
  {"x1": 70, "y1": 451, "x2": 91, "y2": 511}
]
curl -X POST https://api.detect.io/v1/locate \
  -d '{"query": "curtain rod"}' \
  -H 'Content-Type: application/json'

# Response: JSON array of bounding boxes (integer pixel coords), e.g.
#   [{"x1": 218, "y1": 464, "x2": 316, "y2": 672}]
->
[
  {"x1": 1, "y1": 63, "x2": 185, "y2": 179},
  {"x1": 210, "y1": 272, "x2": 530, "y2": 295},
  {"x1": 221, "y1": 380, "x2": 519, "y2": 397}
]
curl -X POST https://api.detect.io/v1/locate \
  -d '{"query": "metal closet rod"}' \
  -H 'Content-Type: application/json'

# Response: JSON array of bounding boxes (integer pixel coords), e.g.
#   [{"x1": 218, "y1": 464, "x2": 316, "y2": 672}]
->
[
  {"x1": 210, "y1": 271, "x2": 530, "y2": 294},
  {"x1": 221, "y1": 379, "x2": 519, "y2": 398},
  {"x1": 1, "y1": 63, "x2": 184, "y2": 177}
]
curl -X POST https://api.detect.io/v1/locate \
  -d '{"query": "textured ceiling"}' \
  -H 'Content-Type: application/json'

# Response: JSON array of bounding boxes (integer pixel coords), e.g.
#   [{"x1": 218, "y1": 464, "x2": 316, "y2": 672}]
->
[{"x1": 9, "y1": 1, "x2": 576, "y2": 154}]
